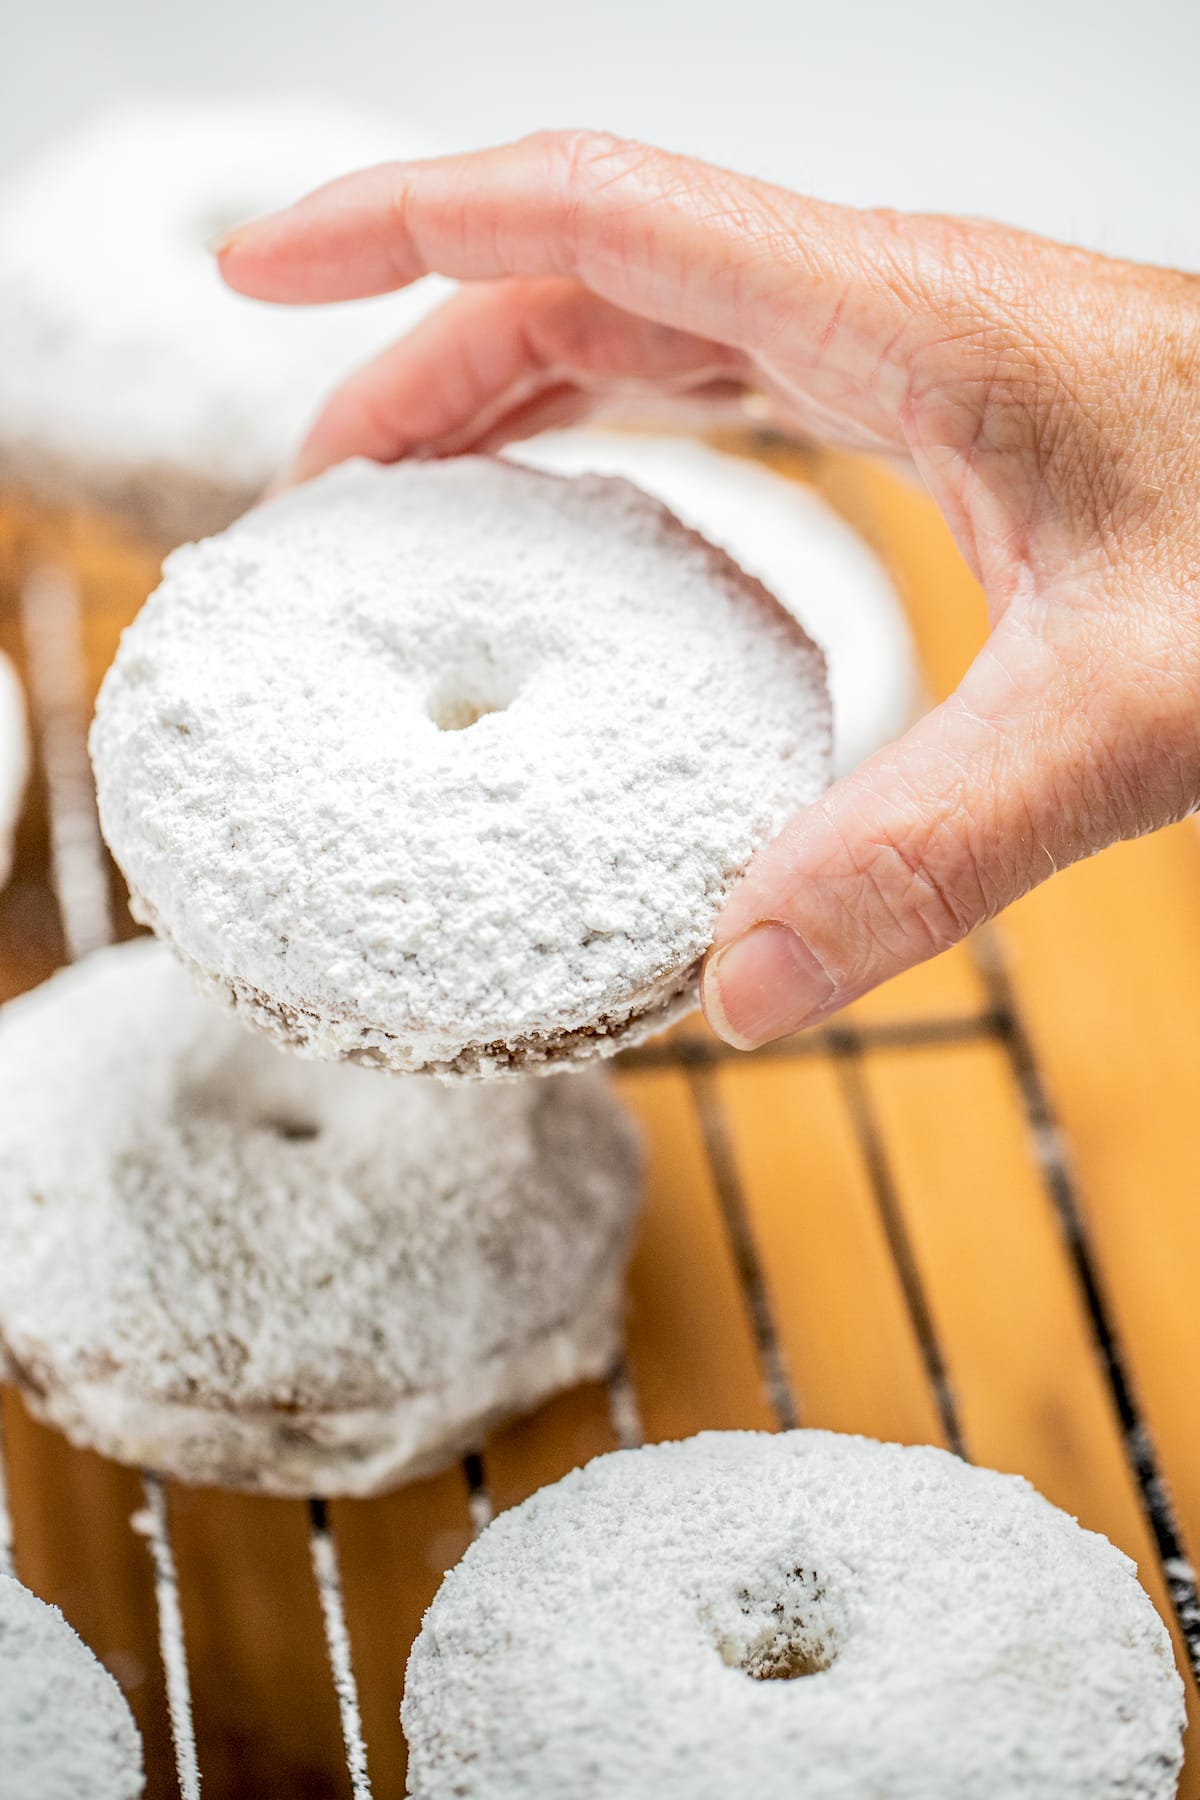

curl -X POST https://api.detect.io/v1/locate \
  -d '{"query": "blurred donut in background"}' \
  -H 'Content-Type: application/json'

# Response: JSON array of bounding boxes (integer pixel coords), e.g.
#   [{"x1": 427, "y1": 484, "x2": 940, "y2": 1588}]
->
[{"x1": 0, "y1": 96, "x2": 448, "y2": 545}]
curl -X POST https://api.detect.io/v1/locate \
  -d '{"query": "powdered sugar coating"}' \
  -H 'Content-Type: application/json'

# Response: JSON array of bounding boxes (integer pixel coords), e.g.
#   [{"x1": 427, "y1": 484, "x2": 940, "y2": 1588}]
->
[
  {"x1": 0, "y1": 939, "x2": 641, "y2": 1495},
  {"x1": 0, "y1": 1572, "x2": 143, "y2": 1799},
  {"x1": 92, "y1": 456, "x2": 830, "y2": 1076},
  {"x1": 0, "y1": 98, "x2": 447, "y2": 542},
  {"x1": 404, "y1": 1431, "x2": 1184, "y2": 1799},
  {"x1": 511, "y1": 430, "x2": 917, "y2": 775},
  {"x1": 0, "y1": 652, "x2": 27, "y2": 889}
]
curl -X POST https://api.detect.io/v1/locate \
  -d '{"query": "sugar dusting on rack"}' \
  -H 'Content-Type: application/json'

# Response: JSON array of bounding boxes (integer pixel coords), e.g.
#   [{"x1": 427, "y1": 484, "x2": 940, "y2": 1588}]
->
[
  {"x1": 309, "y1": 1499, "x2": 373, "y2": 1800},
  {"x1": 134, "y1": 1476, "x2": 201, "y2": 1800},
  {"x1": 18, "y1": 564, "x2": 113, "y2": 959}
]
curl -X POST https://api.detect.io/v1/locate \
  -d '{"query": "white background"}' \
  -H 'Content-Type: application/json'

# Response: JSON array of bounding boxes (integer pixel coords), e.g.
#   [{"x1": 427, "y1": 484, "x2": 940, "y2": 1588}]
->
[{"x1": 3, "y1": 0, "x2": 1198, "y2": 268}]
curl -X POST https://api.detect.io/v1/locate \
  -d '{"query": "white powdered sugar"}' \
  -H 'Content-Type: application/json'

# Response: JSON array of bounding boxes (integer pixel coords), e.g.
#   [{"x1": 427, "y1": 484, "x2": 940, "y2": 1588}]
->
[
  {"x1": 512, "y1": 430, "x2": 918, "y2": 775},
  {"x1": 0, "y1": 1571, "x2": 144, "y2": 1799},
  {"x1": 0, "y1": 938, "x2": 641, "y2": 1496},
  {"x1": 404, "y1": 1431, "x2": 1185, "y2": 1799},
  {"x1": 0, "y1": 653, "x2": 28, "y2": 889},
  {"x1": 92, "y1": 456, "x2": 831, "y2": 1076},
  {"x1": 0, "y1": 97, "x2": 448, "y2": 541}
]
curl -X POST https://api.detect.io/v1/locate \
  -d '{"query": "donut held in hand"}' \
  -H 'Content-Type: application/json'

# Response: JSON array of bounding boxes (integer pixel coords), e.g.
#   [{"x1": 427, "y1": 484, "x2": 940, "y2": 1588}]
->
[{"x1": 92, "y1": 457, "x2": 830, "y2": 1076}]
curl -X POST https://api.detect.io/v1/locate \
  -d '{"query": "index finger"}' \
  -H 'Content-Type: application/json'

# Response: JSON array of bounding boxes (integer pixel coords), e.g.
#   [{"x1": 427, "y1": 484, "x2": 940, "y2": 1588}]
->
[{"x1": 216, "y1": 129, "x2": 911, "y2": 361}]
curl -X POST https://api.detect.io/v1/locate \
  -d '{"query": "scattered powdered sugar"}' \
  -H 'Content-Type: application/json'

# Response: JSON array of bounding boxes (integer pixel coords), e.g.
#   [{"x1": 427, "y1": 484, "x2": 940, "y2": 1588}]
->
[
  {"x1": 0, "y1": 939, "x2": 641, "y2": 1494},
  {"x1": 92, "y1": 456, "x2": 830, "y2": 1076},
  {"x1": 0, "y1": 97, "x2": 449, "y2": 541},
  {"x1": 0, "y1": 1571, "x2": 144, "y2": 1799},
  {"x1": 404, "y1": 1430, "x2": 1185, "y2": 1799},
  {"x1": 0, "y1": 652, "x2": 28, "y2": 889},
  {"x1": 512, "y1": 430, "x2": 918, "y2": 775}
]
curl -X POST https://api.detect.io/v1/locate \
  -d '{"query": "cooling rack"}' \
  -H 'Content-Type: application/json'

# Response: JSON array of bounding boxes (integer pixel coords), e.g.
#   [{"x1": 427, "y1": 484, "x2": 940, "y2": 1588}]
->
[{"x1": 0, "y1": 440, "x2": 1198, "y2": 1798}]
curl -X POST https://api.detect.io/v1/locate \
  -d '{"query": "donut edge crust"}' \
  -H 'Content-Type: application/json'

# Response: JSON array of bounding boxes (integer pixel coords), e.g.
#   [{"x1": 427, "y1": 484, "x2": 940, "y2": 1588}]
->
[
  {"x1": 130, "y1": 885, "x2": 703, "y2": 1078},
  {"x1": 0, "y1": 1266, "x2": 626, "y2": 1498}
]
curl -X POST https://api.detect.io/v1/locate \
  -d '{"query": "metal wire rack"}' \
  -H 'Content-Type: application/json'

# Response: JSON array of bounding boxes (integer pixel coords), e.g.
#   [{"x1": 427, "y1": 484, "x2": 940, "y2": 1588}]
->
[{"x1": 0, "y1": 447, "x2": 1198, "y2": 1795}]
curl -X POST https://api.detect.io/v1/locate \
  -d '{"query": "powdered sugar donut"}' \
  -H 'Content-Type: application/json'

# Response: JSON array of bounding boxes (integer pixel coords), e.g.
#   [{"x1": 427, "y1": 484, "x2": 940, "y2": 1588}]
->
[
  {"x1": 0, "y1": 938, "x2": 641, "y2": 1495},
  {"x1": 0, "y1": 652, "x2": 28, "y2": 889},
  {"x1": 0, "y1": 98, "x2": 447, "y2": 544},
  {"x1": 405, "y1": 1432, "x2": 1184, "y2": 1799},
  {"x1": 512, "y1": 430, "x2": 917, "y2": 775},
  {"x1": 92, "y1": 456, "x2": 830, "y2": 1077},
  {"x1": 0, "y1": 1571, "x2": 143, "y2": 1798}
]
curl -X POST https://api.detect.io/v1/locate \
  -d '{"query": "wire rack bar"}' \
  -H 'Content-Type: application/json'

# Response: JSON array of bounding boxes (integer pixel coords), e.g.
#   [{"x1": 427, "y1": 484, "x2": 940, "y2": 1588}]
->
[
  {"x1": 605, "y1": 1357, "x2": 645, "y2": 1450},
  {"x1": 18, "y1": 565, "x2": 113, "y2": 959},
  {"x1": 0, "y1": 1407, "x2": 13, "y2": 1581},
  {"x1": 830, "y1": 1042, "x2": 968, "y2": 1460},
  {"x1": 137, "y1": 1476, "x2": 202, "y2": 1800},
  {"x1": 309, "y1": 1499, "x2": 373, "y2": 1800},
  {"x1": 462, "y1": 1451, "x2": 494, "y2": 1536},
  {"x1": 622, "y1": 1012, "x2": 1002, "y2": 1072},
  {"x1": 975, "y1": 935, "x2": 1200, "y2": 1680},
  {"x1": 686, "y1": 1064, "x2": 800, "y2": 1431}
]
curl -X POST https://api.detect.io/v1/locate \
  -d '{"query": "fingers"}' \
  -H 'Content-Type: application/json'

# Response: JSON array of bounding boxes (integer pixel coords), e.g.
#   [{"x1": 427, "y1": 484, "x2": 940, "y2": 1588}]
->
[
  {"x1": 217, "y1": 129, "x2": 850, "y2": 325},
  {"x1": 701, "y1": 607, "x2": 1173, "y2": 1048},
  {"x1": 287, "y1": 276, "x2": 746, "y2": 481},
  {"x1": 217, "y1": 129, "x2": 953, "y2": 449}
]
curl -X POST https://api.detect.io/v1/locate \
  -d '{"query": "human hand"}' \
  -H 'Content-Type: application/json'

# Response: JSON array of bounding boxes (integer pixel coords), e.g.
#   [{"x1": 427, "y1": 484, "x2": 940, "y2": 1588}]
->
[{"x1": 216, "y1": 132, "x2": 1200, "y2": 1048}]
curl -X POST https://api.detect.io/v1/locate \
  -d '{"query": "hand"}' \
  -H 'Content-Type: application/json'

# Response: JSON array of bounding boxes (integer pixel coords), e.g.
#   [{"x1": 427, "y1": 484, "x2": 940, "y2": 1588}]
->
[{"x1": 217, "y1": 131, "x2": 1200, "y2": 1049}]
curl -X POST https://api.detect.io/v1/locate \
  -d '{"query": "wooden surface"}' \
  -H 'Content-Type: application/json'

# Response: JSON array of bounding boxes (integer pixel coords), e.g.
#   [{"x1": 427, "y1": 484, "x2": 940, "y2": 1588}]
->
[{"x1": 1, "y1": 447, "x2": 1198, "y2": 1798}]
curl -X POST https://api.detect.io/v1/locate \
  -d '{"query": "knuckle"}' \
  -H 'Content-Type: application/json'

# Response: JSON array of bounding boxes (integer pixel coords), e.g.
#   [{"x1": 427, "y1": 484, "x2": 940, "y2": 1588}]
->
[
  {"x1": 520, "y1": 129, "x2": 665, "y2": 272},
  {"x1": 858, "y1": 817, "x2": 989, "y2": 958},
  {"x1": 528, "y1": 128, "x2": 634, "y2": 198},
  {"x1": 806, "y1": 779, "x2": 994, "y2": 982}
]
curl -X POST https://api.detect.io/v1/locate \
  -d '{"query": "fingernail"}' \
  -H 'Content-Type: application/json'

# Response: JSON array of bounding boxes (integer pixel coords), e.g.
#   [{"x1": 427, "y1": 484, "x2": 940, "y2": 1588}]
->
[
  {"x1": 207, "y1": 228, "x2": 243, "y2": 257},
  {"x1": 703, "y1": 923, "x2": 836, "y2": 1050}
]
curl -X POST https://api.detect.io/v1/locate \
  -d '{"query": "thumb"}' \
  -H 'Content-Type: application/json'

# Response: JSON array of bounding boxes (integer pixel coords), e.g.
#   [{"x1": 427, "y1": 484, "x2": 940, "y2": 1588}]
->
[{"x1": 701, "y1": 610, "x2": 1144, "y2": 1048}]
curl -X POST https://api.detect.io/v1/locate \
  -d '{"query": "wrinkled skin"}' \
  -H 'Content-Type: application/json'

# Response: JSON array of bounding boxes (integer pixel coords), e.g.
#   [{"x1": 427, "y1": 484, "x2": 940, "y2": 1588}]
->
[{"x1": 217, "y1": 131, "x2": 1200, "y2": 1048}]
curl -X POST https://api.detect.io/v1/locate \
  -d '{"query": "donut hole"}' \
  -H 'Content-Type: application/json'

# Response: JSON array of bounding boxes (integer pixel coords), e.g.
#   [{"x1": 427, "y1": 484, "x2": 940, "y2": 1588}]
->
[
  {"x1": 712, "y1": 1566, "x2": 839, "y2": 1683},
  {"x1": 260, "y1": 1114, "x2": 322, "y2": 1144},
  {"x1": 426, "y1": 653, "x2": 525, "y2": 734},
  {"x1": 741, "y1": 1631, "x2": 833, "y2": 1683},
  {"x1": 431, "y1": 693, "x2": 507, "y2": 732}
]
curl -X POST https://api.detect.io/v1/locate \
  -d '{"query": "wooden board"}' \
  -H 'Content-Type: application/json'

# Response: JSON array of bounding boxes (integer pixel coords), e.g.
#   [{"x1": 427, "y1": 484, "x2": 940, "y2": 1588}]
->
[{"x1": 0, "y1": 457, "x2": 1196, "y2": 1798}]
